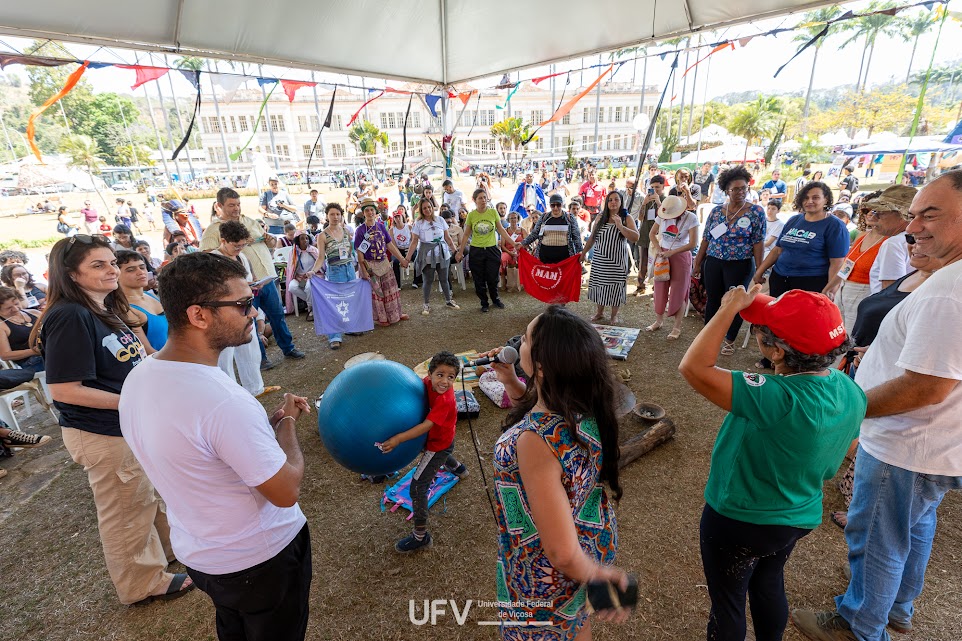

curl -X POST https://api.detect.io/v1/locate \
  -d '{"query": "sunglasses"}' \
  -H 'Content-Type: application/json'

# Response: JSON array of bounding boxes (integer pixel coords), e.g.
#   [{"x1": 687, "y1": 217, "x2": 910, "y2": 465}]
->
[
  {"x1": 195, "y1": 296, "x2": 255, "y2": 316},
  {"x1": 64, "y1": 234, "x2": 109, "y2": 256},
  {"x1": 550, "y1": 203, "x2": 562, "y2": 208}
]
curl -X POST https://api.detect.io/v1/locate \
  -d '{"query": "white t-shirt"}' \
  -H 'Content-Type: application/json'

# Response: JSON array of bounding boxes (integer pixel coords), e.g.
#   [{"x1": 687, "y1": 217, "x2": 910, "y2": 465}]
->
[
  {"x1": 869, "y1": 232, "x2": 911, "y2": 294},
  {"x1": 119, "y1": 356, "x2": 306, "y2": 574},
  {"x1": 442, "y1": 189, "x2": 465, "y2": 214},
  {"x1": 391, "y1": 223, "x2": 412, "y2": 250},
  {"x1": 764, "y1": 219, "x2": 785, "y2": 259},
  {"x1": 412, "y1": 217, "x2": 450, "y2": 263},
  {"x1": 855, "y1": 258, "x2": 962, "y2": 475},
  {"x1": 656, "y1": 212, "x2": 698, "y2": 251}
]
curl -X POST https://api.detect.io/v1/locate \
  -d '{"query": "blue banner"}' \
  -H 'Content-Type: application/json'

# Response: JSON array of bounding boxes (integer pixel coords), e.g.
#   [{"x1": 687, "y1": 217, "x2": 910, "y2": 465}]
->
[{"x1": 310, "y1": 277, "x2": 374, "y2": 335}]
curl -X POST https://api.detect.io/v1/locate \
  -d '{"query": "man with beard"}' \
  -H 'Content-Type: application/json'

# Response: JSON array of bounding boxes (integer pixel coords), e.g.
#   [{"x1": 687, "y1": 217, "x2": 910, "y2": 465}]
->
[{"x1": 119, "y1": 252, "x2": 312, "y2": 641}]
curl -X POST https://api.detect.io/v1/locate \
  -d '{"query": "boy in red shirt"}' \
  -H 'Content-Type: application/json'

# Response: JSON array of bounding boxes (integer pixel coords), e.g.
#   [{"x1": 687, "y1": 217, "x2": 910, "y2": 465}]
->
[{"x1": 381, "y1": 351, "x2": 468, "y2": 552}]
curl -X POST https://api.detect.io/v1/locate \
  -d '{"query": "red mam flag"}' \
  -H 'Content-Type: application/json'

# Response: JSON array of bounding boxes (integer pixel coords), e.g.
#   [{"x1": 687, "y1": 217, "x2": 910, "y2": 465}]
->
[{"x1": 518, "y1": 250, "x2": 582, "y2": 304}]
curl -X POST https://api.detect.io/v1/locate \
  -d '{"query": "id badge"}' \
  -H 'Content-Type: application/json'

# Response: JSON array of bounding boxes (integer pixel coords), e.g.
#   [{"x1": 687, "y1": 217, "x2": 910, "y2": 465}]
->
[
  {"x1": 24, "y1": 295, "x2": 39, "y2": 308},
  {"x1": 710, "y1": 223, "x2": 728, "y2": 239},
  {"x1": 339, "y1": 244, "x2": 350, "y2": 260},
  {"x1": 358, "y1": 239, "x2": 371, "y2": 253},
  {"x1": 837, "y1": 258, "x2": 856, "y2": 281}
]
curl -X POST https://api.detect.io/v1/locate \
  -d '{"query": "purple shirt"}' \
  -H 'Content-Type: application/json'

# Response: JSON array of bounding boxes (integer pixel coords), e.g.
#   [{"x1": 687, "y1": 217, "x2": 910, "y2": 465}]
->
[
  {"x1": 81, "y1": 207, "x2": 98, "y2": 223},
  {"x1": 354, "y1": 220, "x2": 390, "y2": 261}
]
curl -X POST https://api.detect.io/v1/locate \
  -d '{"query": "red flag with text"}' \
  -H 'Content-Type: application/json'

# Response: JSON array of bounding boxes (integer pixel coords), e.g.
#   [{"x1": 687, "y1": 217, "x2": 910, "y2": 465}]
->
[{"x1": 518, "y1": 250, "x2": 582, "y2": 304}]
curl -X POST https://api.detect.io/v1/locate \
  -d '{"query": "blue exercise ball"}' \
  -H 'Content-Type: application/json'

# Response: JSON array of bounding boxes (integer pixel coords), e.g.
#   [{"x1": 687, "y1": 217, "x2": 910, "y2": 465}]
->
[{"x1": 317, "y1": 360, "x2": 428, "y2": 475}]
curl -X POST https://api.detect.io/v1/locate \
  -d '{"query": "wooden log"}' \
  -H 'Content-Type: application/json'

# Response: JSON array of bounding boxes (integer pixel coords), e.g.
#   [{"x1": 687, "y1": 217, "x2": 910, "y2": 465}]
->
[{"x1": 618, "y1": 418, "x2": 676, "y2": 469}]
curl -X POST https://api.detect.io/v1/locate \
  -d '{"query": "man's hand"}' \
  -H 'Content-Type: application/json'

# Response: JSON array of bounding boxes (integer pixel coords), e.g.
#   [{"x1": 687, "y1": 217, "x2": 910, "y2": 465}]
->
[
  {"x1": 720, "y1": 283, "x2": 763, "y2": 312},
  {"x1": 380, "y1": 435, "x2": 401, "y2": 453},
  {"x1": 271, "y1": 393, "x2": 310, "y2": 430}
]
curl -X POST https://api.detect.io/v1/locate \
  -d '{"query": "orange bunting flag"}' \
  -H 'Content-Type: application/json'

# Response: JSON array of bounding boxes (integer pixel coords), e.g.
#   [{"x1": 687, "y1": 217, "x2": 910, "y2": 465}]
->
[
  {"x1": 26, "y1": 61, "x2": 89, "y2": 162},
  {"x1": 280, "y1": 79, "x2": 316, "y2": 102},
  {"x1": 682, "y1": 41, "x2": 734, "y2": 77},
  {"x1": 458, "y1": 90, "x2": 478, "y2": 105},
  {"x1": 539, "y1": 65, "x2": 614, "y2": 127}
]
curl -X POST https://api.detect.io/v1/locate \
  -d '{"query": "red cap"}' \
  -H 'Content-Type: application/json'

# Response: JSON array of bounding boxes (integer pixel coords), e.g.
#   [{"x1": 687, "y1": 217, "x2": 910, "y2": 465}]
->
[{"x1": 740, "y1": 290, "x2": 846, "y2": 355}]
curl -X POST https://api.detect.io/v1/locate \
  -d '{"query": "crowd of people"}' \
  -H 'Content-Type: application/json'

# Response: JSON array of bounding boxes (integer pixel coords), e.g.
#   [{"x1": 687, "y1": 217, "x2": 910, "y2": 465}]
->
[{"x1": 2, "y1": 158, "x2": 961, "y2": 641}]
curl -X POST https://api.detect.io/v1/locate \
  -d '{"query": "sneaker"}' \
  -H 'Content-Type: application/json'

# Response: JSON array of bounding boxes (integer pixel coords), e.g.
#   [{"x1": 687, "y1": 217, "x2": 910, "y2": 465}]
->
[
  {"x1": 481, "y1": 306, "x2": 489, "y2": 313},
  {"x1": 445, "y1": 300, "x2": 460, "y2": 309},
  {"x1": 888, "y1": 617, "x2": 913, "y2": 634},
  {"x1": 285, "y1": 348, "x2": 306, "y2": 359},
  {"x1": 493, "y1": 299, "x2": 505, "y2": 309},
  {"x1": 0, "y1": 468, "x2": 7, "y2": 479},
  {"x1": 260, "y1": 359, "x2": 276, "y2": 371},
  {"x1": 411, "y1": 283, "x2": 419, "y2": 289},
  {"x1": 790, "y1": 609, "x2": 856, "y2": 641},
  {"x1": 395, "y1": 531, "x2": 433, "y2": 553},
  {"x1": 448, "y1": 462, "x2": 469, "y2": 479},
  {"x1": 1, "y1": 430, "x2": 51, "y2": 448},
  {"x1": 421, "y1": 305, "x2": 430, "y2": 316}
]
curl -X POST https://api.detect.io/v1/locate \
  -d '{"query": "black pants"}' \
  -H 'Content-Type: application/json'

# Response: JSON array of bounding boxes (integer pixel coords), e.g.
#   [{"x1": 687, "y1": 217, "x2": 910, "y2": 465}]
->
[
  {"x1": 411, "y1": 446, "x2": 460, "y2": 529},
  {"x1": 188, "y1": 524, "x2": 312, "y2": 641},
  {"x1": 769, "y1": 271, "x2": 828, "y2": 297},
  {"x1": 702, "y1": 256, "x2": 754, "y2": 342},
  {"x1": 699, "y1": 505, "x2": 811, "y2": 641},
  {"x1": 469, "y1": 245, "x2": 501, "y2": 307}
]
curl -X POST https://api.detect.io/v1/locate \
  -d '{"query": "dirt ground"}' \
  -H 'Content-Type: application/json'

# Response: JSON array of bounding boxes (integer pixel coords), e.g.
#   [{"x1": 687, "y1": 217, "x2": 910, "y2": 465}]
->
[{"x1": 1, "y1": 269, "x2": 960, "y2": 641}]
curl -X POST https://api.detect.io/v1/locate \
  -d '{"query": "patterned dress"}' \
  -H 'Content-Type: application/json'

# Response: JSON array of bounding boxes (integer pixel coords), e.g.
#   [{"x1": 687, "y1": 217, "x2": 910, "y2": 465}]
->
[
  {"x1": 587, "y1": 219, "x2": 630, "y2": 306},
  {"x1": 494, "y1": 412, "x2": 618, "y2": 640}
]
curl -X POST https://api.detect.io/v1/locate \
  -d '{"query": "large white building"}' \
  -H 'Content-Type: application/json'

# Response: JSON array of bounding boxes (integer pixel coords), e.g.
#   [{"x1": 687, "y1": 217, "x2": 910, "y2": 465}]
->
[{"x1": 197, "y1": 82, "x2": 661, "y2": 174}]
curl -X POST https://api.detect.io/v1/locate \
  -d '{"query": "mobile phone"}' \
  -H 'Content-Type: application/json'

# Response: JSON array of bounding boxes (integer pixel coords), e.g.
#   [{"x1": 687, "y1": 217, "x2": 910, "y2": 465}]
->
[
  {"x1": 648, "y1": 187, "x2": 654, "y2": 195},
  {"x1": 586, "y1": 575, "x2": 638, "y2": 612}
]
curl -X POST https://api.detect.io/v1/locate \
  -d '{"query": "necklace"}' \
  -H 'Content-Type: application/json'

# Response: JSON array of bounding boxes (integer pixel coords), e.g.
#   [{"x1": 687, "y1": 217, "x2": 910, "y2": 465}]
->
[
  {"x1": 0, "y1": 310, "x2": 32, "y2": 327},
  {"x1": 782, "y1": 369, "x2": 828, "y2": 377},
  {"x1": 724, "y1": 202, "x2": 748, "y2": 225}
]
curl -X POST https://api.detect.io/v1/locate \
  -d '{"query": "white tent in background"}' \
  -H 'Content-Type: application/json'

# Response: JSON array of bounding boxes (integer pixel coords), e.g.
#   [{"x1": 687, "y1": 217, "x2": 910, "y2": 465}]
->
[
  {"x1": 819, "y1": 130, "x2": 853, "y2": 146},
  {"x1": 678, "y1": 143, "x2": 765, "y2": 165},
  {"x1": 680, "y1": 124, "x2": 745, "y2": 147},
  {"x1": 778, "y1": 140, "x2": 802, "y2": 151},
  {"x1": 244, "y1": 153, "x2": 274, "y2": 191},
  {"x1": 867, "y1": 131, "x2": 899, "y2": 143}
]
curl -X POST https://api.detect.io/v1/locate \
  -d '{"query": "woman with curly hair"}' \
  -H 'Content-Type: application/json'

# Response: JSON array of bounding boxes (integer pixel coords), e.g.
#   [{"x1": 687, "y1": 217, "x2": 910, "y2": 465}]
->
[
  {"x1": 754, "y1": 181, "x2": 850, "y2": 297},
  {"x1": 693, "y1": 165, "x2": 766, "y2": 356}
]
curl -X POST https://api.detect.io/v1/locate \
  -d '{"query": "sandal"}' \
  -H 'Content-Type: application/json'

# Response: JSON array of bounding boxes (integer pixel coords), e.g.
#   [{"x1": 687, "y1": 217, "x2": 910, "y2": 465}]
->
[
  {"x1": 399, "y1": 314, "x2": 410, "y2": 321},
  {"x1": 590, "y1": 313, "x2": 604, "y2": 322},
  {"x1": 667, "y1": 327, "x2": 682, "y2": 341},
  {"x1": 255, "y1": 385, "x2": 282, "y2": 398},
  {"x1": 329, "y1": 341, "x2": 342, "y2": 350},
  {"x1": 720, "y1": 340, "x2": 735, "y2": 356},
  {"x1": 133, "y1": 573, "x2": 195, "y2": 607},
  {"x1": 831, "y1": 511, "x2": 848, "y2": 530},
  {"x1": 645, "y1": 322, "x2": 663, "y2": 332}
]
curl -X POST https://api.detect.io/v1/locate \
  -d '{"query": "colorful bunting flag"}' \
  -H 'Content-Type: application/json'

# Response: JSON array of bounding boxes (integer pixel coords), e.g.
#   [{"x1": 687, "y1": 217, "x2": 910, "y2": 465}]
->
[
  {"x1": 26, "y1": 61, "x2": 89, "y2": 162},
  {"x1": 210, "y1": 73, "x2": 247, "y2": 104},
  {"x1": 424, "y1": 94, "x2": 442, "y2": 118},
  {"x1": 0, "y1": 54, "x2": 72, "y2": 69},
  {"x1": 280, "y1": 79, "x2": 316, "y2": 101},
  {"x1": 347, "y1": 90, "x2": 385, "y2": 126},
  {"x1": 118, "y1": 64, "x2": 169, "y2": 90},
  {"x1": 539, "y1": 65, "x2": 614, "y2": 126},
  {"x1": 229, "y1": 81, "x2": 278, "y2": 161},
  {"x1": 172, "y1": 70, "x2": 201, "y2": 161}
]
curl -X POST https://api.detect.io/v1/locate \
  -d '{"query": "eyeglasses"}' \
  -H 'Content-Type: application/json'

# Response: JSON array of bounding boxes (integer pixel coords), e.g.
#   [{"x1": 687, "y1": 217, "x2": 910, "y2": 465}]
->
[
  {"x1": 729, "y1": 186, "x2": 749, "y2": 194},
  {"x1": 195, "y1": 296, "x2": 255, "y2": 316}
]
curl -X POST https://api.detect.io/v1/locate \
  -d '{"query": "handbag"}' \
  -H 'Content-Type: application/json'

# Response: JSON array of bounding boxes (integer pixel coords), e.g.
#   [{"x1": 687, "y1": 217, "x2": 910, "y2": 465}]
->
[
  {"x1": 56, "y1": 221, "x2": 69, "y2": 234},
  {"x1": 506, "y1": 266, "x2": 521, "y2": 292},
  {"x1": 653, "y1": 254, "x2": 671, "y2": 282}
]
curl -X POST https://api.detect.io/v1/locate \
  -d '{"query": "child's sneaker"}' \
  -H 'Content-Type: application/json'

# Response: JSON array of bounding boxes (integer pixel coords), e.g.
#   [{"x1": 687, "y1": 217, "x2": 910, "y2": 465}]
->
[
  {"x1": 395, "y1": 532, "x2": 432, "y2": 553},
  {"x1": 448, "y1": 462, "x2": 469, "y2": 479}
]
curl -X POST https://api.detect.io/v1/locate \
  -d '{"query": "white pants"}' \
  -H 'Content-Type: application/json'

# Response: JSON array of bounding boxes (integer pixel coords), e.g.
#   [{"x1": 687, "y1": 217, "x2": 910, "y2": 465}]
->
[
  {"x1": 288, "y1": 279, "x2": 313, "y2": 310},
  {"x1": 218, "y1": 336, "x2": 264, "y2": 396},
  {"x1": 838, "y1": 281, "x2": 871, "y2": 334}
]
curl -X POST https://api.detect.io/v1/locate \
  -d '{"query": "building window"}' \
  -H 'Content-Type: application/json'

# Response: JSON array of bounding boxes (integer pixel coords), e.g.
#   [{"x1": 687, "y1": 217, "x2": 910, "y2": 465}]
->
[
  {"x1": 582, "y1": 108, "x2": 596, "y2": 124},
  {"x1": 562, "y1": 113, "x2": 571, "y2": 125},
  {"x1": 238, "y1": 116, "x2": 249, "y2": 133},
  {"x1": 529, "y1": 110, "x2": 544, "y2": 126},
  {"x1": 332, "y1": 143, "x2": 347, "y2": 158},
  {"x1": 614, "y1": 106, "x2": 623, "y2": 123},
  {"x1": 302, "y1": 144, "x2": 314, "y2": 158},
  {"x1": 296, "y1": 115, "x2": 320, "y2": 132},
  {"x1": 207, "y1": 116, "x2": 222, "y2": 133},
  {"x1": 260, "y1": 117, "x2": 268, "y2": 132},
  {"x1": 269, "y1": 115, "x2": 286, "y2": 132},
  {"x1": 331, "y1": 114, "x2": 344, "y2": 131},
  {"x1": 277, "y1": 144, "x2": 290, "y2": 160}
]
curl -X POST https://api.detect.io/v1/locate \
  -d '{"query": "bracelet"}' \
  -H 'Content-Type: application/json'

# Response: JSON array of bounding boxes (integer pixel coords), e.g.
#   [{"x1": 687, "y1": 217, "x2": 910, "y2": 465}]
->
[{"x1": 275, "y1": 416, "x2": 296, "y2": 428}]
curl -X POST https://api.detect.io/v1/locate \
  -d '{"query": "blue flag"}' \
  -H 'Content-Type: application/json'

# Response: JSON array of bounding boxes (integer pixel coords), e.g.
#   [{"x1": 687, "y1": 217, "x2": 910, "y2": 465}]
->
[{"x1": 310, "y1": 277, "x2": 374, "y2": 335}]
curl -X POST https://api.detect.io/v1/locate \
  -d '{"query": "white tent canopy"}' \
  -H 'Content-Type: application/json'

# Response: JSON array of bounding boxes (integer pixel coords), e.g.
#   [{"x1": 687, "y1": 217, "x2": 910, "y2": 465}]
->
[
  {"x1": 843, "y1": 137, "x2": 962, "y2": 156},
  {"x1": 0, "y1": 0, "x2": 839, "y2": 85}
]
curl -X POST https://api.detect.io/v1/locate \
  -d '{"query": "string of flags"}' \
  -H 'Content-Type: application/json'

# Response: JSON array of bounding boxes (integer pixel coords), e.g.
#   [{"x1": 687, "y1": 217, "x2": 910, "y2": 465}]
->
[{"x1": 0, "y1": 0, "x2": 954, "y2": 164}]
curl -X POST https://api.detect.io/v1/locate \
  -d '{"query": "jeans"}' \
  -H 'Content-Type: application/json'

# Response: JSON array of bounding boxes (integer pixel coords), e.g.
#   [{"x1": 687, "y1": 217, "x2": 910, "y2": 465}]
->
[
  {"x1": 835, "y1": 447, "x2": 962, "y2": 641},
  {"x1": 267, "y1": 225, "x2": 284, "y2": 235},
  {"x1": 16, "y1": 354, "x2": 45, "y2": 374},
  {"x1": 702, "y1": 256, "x2": 754, "y2": 342},
  {"x1": 410, "y1": 447, "x2": 460, "y2": 529},
  {"x1": 253, "y1": 280, "x2": 295, "y2": 359},
  {"x1": 325, "y1": 262, "x2": 356, "y2": 345},
  {"x1": 188, "y1": 524, "x2": 312, "y2": 641},
  {"x1": 469, "y1": 245, "x2": 501, "y2": 307},
  {"x1": 421, "y1": 262, "x2": 452, "y2": 305},
  {"x1": 700, "y1": 504, "x2": 811, "y2": 641}
]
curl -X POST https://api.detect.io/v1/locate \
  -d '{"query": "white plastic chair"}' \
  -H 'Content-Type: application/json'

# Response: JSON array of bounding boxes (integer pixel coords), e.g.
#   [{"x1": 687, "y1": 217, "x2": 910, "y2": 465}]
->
[
  {"x1": 0, "y1": 380, "x2": 54, "y2": 431},
  {"x1": 450, "y1": 261, "x2": 467, "y2": 291}
]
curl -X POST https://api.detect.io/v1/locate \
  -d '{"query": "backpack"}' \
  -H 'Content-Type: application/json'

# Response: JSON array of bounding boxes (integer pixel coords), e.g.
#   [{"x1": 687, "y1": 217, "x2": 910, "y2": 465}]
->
[{"x1": 850, "y1": 176, "x2": 859, "y2": 192}]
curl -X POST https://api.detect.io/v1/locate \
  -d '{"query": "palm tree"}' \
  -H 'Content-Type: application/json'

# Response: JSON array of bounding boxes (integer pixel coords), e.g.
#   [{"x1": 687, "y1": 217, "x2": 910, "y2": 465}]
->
[
  {"x1": 490, "y1": 117, "x2": 534, "y2": 165},
  {"x1": 840, "y1": 2, "x2": 900, "y2": 93},
  {"x1": 60, "y1": 133, "x2": 111, "y2": 210},
  {"x1": 348, "y1": 119, "x2": 389, "y2": 173},
  {"x1": 898, "y1": 10, "x2": 936, "y2": 84},
  {"x1": 794, "y1": 6, "x2": 842, "y2": 129},
  {"x1": 728, "y1": 97, "x2": 782, "y2": 161},
  {"x1": 173, "y1": 56, "x2": 205, "y2": 72}
]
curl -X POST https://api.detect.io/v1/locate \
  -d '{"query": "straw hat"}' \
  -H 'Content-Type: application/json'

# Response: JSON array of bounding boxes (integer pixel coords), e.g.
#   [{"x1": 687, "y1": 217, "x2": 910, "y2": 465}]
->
[
  {"x1": 862, "y1": 185, "x2": 917, "y2": 215},
  {"x1": 359, "y1": 196, "x2": 379, "y2": 212},
  {"x1": 657, "y1": 195, "x2": 687, "y2": 220}
]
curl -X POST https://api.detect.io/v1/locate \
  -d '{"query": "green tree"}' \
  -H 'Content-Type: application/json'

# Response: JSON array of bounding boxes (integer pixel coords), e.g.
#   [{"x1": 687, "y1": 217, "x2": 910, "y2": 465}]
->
[
  {"x1": 85, "y1": 93, "x2": 142, "y2": 165},
  {"x1": 728, "y1": 97, "x2": 782, "y2": 161},
  {"x1": 491, "y1": 116, "x2": 535, "y2": 165},
  {"x1": 173, "y1": 56, "x2": 205, "y2": 72},
  {"x1": 59, "y1": 134, "x2": 111, "y2": 210},
  {"x1": 24, "y1": 41, "x2": 95, "y2": 128},
  {"x1": 840, "y1": 2, "x2": 900, "y2": 93},
  {"x1": 114, "y1": 144, "x2": 156, "y2": 167},
  {"x1": 348, "y1": 119, "x2": 389, "y2": 173},
  {"x1": 898, "y1": 9, "x2": 937, "y2": 84},
  {"x1": 794, "y1": 6, "x2": 842, "y2": 127}
]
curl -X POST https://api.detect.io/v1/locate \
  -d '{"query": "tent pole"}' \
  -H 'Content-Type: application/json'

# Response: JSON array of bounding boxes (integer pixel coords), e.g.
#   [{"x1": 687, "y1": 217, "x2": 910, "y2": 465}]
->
[
  {"x1": 258, "y1": 64, "x2": 281, "y2": 172},
  {"x1": 311, "y1": 71, "x2": 328, "y2": 168},
  {"x1": 207, "y1": 62, "x2": 232, "y2": 174},
  {"x1": 593, "y1": 54, "x2": 602, "y2": 155}
]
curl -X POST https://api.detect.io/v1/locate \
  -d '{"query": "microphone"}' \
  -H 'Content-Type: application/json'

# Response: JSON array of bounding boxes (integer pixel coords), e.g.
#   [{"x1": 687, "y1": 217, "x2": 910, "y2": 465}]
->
[{"x1": 467, "y1": 346, "x2": 519, "y2": 368}]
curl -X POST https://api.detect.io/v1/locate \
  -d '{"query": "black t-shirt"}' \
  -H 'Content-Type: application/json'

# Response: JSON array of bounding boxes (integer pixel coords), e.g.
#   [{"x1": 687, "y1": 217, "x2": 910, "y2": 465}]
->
[
  {"x1": 693, "y1": 171, "x2": 714, "y2": 194},
  {"x1": 40, "y1": 302, "x2": 146, "y2": 436},
  {"x1": 840, "y1": 174, "x2": 858, "y2": 192},
  {"x1": 851, "y1": 272, "x2": 915, "y2": 347},
  {"x1": 669, "y1": 184, "x2": 702, "y2": 206}
]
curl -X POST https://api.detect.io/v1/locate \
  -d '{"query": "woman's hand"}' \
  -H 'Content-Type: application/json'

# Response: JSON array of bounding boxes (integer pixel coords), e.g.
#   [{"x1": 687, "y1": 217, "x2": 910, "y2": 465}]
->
[
  {"x1": 585, "y1": 564, "x2": 633, "y2": 623},
  {"x1": 720, "y1": 283, "x2": 763, "y2": 312},
  {"x1": 752, "y1": 269, "x2": 766, "y2": 285}
]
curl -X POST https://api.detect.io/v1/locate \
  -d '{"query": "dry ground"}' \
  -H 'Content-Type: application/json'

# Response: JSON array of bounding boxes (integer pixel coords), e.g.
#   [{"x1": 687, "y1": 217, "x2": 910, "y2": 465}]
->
[{"x1": 1, "y1": 275, "x2": 960, "y2": 641}]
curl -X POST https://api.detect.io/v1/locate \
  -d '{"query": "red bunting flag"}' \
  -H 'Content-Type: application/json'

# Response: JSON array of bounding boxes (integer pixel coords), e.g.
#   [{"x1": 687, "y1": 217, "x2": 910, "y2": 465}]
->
[
  {"x1": 682, "y1": 41, "x2": 734, "y2": 77},
  {"x1": 518, "y1": 250, "x2": 582, "y2": 304},
  {"x1": 347, "y1": 91, "x2": 385, "y2": 127},
  {"x1": 532, "y1": 71, "x2": 567, "y2": 85},
  {"x1": 118, "y1": 65, "x2": 169, "y2": 90},
  {"x1": 280, "y1": 79, "x2": 316, "y2": 102}
]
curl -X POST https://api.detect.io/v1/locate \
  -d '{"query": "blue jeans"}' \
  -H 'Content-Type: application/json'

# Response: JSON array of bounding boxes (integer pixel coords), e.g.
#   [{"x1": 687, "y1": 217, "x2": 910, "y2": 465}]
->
[
  {"x1": 267, "y1": 225, "x2": 284, "y2": 235},
  {"x1": 325, "y1": 262, "x2": 357, "y2": 345},
  {"x1": 836, "y1": 446, "x2": 962, "y2": 641},
  {"x1": 253, "y1": 280, "x2": 295, "y2": 359},
  {"x1": 16, "y1": 355, "x2": 45, "y2": 374}
]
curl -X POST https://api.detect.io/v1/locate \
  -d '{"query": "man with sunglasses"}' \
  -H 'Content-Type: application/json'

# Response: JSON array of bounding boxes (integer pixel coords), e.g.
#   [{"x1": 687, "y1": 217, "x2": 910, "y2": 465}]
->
[
  {"x1": 201, "y1": 188, "x2": 305, "y2": 369},
  {"x1": 120, "y1": 252, "x2": 312, "y2": 641}
]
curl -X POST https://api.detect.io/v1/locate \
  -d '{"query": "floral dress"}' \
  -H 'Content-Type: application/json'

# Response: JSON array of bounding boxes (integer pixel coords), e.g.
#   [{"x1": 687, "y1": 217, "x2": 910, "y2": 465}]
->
[{"x1": 494, "y1": 412, "x2": 617, "y2": 640}]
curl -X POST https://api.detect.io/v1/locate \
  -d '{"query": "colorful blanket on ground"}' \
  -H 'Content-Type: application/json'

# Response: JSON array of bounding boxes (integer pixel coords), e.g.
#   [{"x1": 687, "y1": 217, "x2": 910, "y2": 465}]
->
[
  {"x1": 382, "y1": 467, "x2": 460, "y2": 519},
  {"x1": 413, "y1": 350, "x2": 481, "y2": 389},
  {"x1": 592, "y1": 324, "x2": 640, "y2": 361}
]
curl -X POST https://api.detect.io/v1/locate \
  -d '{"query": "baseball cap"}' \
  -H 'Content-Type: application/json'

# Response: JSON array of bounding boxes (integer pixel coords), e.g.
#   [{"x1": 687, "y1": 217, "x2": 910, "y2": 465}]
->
[
  {"x1": 268, "y1": 175, "x2": 279, "y2": 182},
  {"x1": 741, "y1": 290, "x2": 846, "y2": 355},
  {"x1": 549, "y1": 193, "x2": 564, "y2": 205}
]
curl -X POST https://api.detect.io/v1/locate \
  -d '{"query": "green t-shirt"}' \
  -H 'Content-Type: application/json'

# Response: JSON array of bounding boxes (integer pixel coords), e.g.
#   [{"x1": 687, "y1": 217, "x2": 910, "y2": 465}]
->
[
  {"x1": 704, "y1": 369, "x2": 866, "y2": 529},
  {"x1": 465, "y1": 208, "x2": 501, "y2": 248}
]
